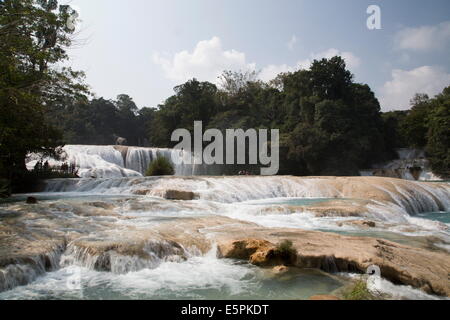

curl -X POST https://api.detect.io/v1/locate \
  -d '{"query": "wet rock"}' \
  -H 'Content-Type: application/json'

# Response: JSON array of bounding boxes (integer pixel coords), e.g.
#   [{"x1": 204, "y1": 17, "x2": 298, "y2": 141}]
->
[
  {"x1": 216, "y1": 233, "x2": 450, "y2": 297},
  {"x1": 218, "y1": 239, "x2": 297, "y2": 267},
  {"x1": 0, "y1": 237, "x2": 66, "y2": 292},
  {"x1": 354, "y1": 220, "x2": 376, "y2": 228},
  {"x1": 86, "y1": 202, "x2": 115, "y2": 210},
  {"x1": 218, "y1": 239, "x2": 273, "y2": 260},
  {"x1": 133, "y1": 189, "x2": 149, "y2": 196},
  {"x1": 338, "y1": 220, "x2": 377, "y2": 228},
  {"x1": 164, "y1": 190, "x2": 197, "y2": 201},
  {"x1": 272, "y1": 265, "x2": 290, "y2": 274},
  {"x1": 298, "y1": 200, "x2": 371, "y2": 218},
  {"x1": 2, "y1": 178, "x2": 450, "y2": 298},
  {"x1": 65, "y1": 238, "x2": 187, "y2": 273},
  {"x1": 309, "y1": 295, "x2": 341, "y2": 300},
  {"x1": 26, "y1": 197, "x2": 38, "y2": 204}
]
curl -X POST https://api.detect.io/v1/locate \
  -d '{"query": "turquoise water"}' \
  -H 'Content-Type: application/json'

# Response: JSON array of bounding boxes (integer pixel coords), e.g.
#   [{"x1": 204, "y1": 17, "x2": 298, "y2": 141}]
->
[
  {"x1": 243, "y1": 198, "x2": 339, "y2": 206},
  {"x1": 1, "y1": 190, "x2": 448, "y2": 300},
  {"x1": 0, "y1": 262, "x2": 345, "y2": 300},
  {"x1": 417, "y1": 212, "x2": 450, "y2": 224},
  {"x1": 6, "y1": 193, "x2": 139, "y2": 203}
]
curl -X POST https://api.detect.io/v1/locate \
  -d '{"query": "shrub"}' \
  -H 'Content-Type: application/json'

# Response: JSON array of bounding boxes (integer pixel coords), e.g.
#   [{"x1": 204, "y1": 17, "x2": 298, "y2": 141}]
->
[
  {"x1": 275, "y1": 240, "x2": 297, "y2": 264},
  {"x1": 343, "y1": 279, "x2": 377, "y2": 300},
  {"x1": 146, "y1": 156, "x2": 175, "y2": 176}
]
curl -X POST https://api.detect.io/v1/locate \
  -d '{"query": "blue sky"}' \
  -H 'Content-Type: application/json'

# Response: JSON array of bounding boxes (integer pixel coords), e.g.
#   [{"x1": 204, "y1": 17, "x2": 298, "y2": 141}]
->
[{"x1": 64, "y1": 0, "x2": 450, "y2": 111}]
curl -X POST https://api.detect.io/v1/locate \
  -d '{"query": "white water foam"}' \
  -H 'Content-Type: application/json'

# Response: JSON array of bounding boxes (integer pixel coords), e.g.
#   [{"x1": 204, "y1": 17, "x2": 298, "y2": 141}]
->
[
  {"x1": 0, "y1": 247, "x2": 346, "y2": 300},
  {"x1": 26, "y1": 145, "x2": 211, "y2": 178}
]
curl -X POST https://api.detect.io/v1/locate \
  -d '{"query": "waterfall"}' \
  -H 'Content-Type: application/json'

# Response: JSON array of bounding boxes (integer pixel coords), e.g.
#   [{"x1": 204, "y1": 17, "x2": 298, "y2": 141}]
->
[
  {"x1": 60, "y1": 240, "x2": 189, "y2": 274},
  {"x1": 125, "y1": 147, "x2": 158, "y2": 175},
  {"x1": 0, "y1": 243, "x2": 64, "y2": 292},
  {"x1": 26, "y1": 145, "x2": 212, "y2": 178},
  {"x1": 360, "y1": 148, "x2": 443, "y2": 181}
]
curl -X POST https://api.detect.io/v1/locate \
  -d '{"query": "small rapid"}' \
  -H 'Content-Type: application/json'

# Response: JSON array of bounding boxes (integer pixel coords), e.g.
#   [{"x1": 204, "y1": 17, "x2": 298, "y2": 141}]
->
[
  {"x1": 42, "y1": 176, "x2": 450, "y2": 217},
  {"x1": 2, "y1": 176, "x2": 449, "y2": 300},
  {"x1": 0, "y1": 247, "x2": 347, "y2": 300}
]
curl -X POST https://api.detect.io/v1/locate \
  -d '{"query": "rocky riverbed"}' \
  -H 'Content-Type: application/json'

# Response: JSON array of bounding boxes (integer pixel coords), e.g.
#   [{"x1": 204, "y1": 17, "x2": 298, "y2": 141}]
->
[{"x1": 1, "y1": 176, "x2": 449, "y2": 299}]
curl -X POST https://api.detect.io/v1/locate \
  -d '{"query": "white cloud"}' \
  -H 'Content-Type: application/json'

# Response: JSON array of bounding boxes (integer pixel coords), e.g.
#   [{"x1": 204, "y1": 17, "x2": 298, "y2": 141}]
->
[
  {"x1": 152, "y1": 36, "x2": 256, "y2": 83},
  {"x1": 394, "y1": 21, "x2": 450, "y2": 51},
  {"x1": 379, "y1": 66, "x2": 450, "y2": 111},
  {"x1": 153, "y1": 37, "x2": 360, "y2": 85},
  {"x1": 298, "y1": 48, "x2": 361, "y2": 70},
  {"x1": 287, "y1": 35, "x2": 298, "y2": 51},
  {"x1": 259, "y1": 64, "x2": 295, "y2": 82},
  {"x1": 259, "y1": 48, "x2": 361, "y2": 82}
]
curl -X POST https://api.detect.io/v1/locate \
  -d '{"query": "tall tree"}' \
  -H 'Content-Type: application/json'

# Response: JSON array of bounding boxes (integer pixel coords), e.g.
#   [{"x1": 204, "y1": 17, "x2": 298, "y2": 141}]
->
[
  {"x1": 0, "y1": 0, "x2": 88, "y2": 187},
  {"x1": 400, "y1": 94, "x2": 432, "y2": 148},
  {"x1": 426, "y1": 87, "x2": 450, "y2": 179}
]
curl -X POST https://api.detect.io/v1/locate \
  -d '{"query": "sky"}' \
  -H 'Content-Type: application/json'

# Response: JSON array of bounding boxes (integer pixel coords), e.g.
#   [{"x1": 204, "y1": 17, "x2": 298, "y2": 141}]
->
[{"x1": 63, "y1": 0, "x2": 450, "y2": 111}]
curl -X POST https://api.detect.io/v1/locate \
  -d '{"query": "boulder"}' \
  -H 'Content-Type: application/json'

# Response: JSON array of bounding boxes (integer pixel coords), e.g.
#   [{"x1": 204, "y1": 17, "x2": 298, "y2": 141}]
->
[
  {"x1": 354, "y1": 220, "x2": 376, "y2": 228},
  {"x1": 337, "y1": 220, "x2": 377, "y2": 228},
  {"x1": 26, "y1": 197, "x2": 38, "y2": 204},
  {"x1": 218, "y1": 239, "x2": 297, "y2": 267},
  {"x1": 164, "y1": 190, "x2": 196, "y2": 201},
  {"x1": 272, "y1": 265, "x2": 290, "y2": 274},
  {"x1": 216, "y1": 233, "x2": 450, "y2": 297}
]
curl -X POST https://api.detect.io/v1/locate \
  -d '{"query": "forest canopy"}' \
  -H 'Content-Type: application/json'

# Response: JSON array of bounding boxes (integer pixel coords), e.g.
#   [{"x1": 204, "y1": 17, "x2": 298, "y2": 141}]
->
[{"x1": 45, "y1": 58, "x2": 449, "y2": 178}]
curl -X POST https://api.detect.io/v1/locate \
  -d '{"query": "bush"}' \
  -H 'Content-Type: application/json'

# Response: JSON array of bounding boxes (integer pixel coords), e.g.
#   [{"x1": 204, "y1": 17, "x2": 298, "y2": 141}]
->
[
  {"x1": 146, "y1": 156, "x2": 175, "y2": 176},
  {"x1": 343, "y1": 279, "x2": 377, "y2": 300},
  {"x1": 275, "y1": 240, "x2": 298, "y2": 264}
]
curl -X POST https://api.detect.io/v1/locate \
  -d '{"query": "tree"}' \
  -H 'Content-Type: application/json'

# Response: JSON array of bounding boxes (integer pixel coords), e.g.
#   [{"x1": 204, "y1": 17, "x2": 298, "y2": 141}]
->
[
  {"x1": 283, "y1": 58, "x2": 388, "y2": 175},
  {"x1": 150, "y1": 79, "x2": 219, "y2": 147},
  {"x1": 0, "y1": 0, "x2": 88, "y2": 189},
  {"x1": 426, "y1": 87, "x2": 450, "y2": 179},
  {"x1": 309, "y1": 56, "x2": 353, "y2": 101},
  {"x1": 400, "y1": 94, "x2": 431, "y2": 148},
  {"x1": 145, "y1": 57, "x2": 393, "y2": 176},
  {"x1": 381, "y1": 110, "x2": 408, "y2": 157}
]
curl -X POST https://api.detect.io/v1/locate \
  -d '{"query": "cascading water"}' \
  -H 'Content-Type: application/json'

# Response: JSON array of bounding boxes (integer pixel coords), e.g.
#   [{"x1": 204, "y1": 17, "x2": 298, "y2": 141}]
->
[
  {"x1": 42, "y1": 176, "x2": 450, "y2": 219},
  {"x1": 60, "y1": 240, "x2": 189, "y2": 274},
  {"x1": 26, "y1": 145, "x2": 213, "y2": 178},
  {"x1": 2, "y1": 175, "x2": 449, "y2": 300},
  {"x1": 360, "y1": 148, "x2": 443, "y2": 181}
]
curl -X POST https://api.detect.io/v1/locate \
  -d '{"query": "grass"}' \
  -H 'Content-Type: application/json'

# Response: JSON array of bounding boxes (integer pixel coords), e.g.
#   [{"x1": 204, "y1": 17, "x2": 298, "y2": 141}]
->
[
  {"x1": 146, "y1": 156, "x2": 175, "y2": 176},
  {"x1": 343, "y1": 279, "x2": 378, "y2": 300}
]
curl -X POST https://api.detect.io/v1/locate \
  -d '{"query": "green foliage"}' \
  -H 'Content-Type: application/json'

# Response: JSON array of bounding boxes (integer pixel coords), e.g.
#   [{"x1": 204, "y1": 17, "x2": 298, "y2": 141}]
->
[
  {"x1": 343, "y1": 279, "x2": 377, "y2": 300},
  {"x1": 381, "y1": 111, "x2": 408, "y2": 152},
  {"x1": 275, "y1": 240, "x2": 297, "y2": 264},
  {"x1": 400, "y1": 94, "x2": 432, "y2": 148},
  {"x1": 151, "y1": 79, "x2": 219, "y2": 148},
  {"x1": 383, "y1": 87, "x2": 450, "y2": 179},
  {"x1": 145, "y1": 157, "x2": 175, "y2": 176},
  {"x1": 47, "y1": 95, "x2": 154, "y2": 146},
  {"x1": 148, "y1": 58, "x2": 392, "y2": 176},
  {"x1": 2, "y1": 0, "x2": 446, "y2": 182},
  {"x1": 13, "y1": 160, "x2": 79, "y2": 193},
  {"x1": 0, "y1": 0, "x2": 88, "y2": 189},
  {"x1": 426, "y1": 88, "x2": 450, "y2": 179}
]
